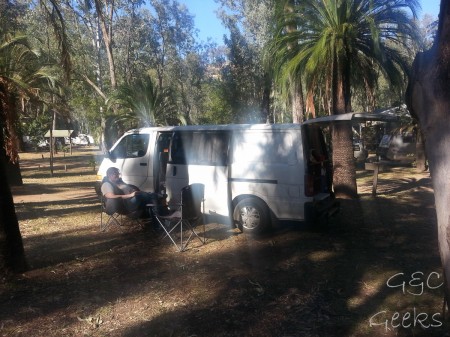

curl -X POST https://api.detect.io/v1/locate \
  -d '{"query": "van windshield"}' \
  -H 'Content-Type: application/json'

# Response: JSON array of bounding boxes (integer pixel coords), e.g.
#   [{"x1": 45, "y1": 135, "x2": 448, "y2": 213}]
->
[{"x1": 110, "y1": 134, "x2": 150, "y2": 159}]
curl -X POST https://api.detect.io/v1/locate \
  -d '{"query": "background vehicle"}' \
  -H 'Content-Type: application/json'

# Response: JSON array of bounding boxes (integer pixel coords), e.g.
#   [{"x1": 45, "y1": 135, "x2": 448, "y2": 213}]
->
[
  {"x1": 353, "y1": 139, "x2": 368, "y2": 162},
  {"x1": 376, "y1": 129, "x2": 416, "y2": 162},
  {"x1": 66, "y1": 134, "x2": 95, "y2": 146},
  {"x1": 95, "y1": 124, "x2": 338, "y2": 234}
]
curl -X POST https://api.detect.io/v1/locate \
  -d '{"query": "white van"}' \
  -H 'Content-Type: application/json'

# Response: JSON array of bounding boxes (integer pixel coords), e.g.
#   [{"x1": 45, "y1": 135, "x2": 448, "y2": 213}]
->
[{"x1": 95, "y1": 124, "x2": 338, "y2": 234}]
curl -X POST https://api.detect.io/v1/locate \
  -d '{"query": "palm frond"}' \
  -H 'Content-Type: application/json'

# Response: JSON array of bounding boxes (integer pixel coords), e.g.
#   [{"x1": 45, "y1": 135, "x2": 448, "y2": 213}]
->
[
  {"x1": 106, "y1": 75, "x2": 178, "y2": 129},
  {"x1": 267, "y1": 0, "x2": 420, "y2": 114}
]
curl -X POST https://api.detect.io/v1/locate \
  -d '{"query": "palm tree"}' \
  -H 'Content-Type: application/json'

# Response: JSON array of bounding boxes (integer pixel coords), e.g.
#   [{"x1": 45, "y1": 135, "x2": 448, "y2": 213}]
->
[
  {"x1": 0, "y1": 30, "x2": 67, "y2": 272},
  {"x1": 104, "y1": 75, "x2": 179, "y2": 144},
  {"x1": 0, "y1": 0, "x2": 73, "y2": 272},
  {"x1": 0, "y1": 33, "x2": 38, "y2": 272},
  {"x1": 268, "y1": 0, "x2": 419, "y2": 198}
]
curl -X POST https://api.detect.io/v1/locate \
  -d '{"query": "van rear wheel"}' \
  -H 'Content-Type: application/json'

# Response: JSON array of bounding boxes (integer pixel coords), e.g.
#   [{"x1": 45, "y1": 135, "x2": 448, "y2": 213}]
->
[{"x1": 234, "y1": 198, "x2": 270, "y2": 235}]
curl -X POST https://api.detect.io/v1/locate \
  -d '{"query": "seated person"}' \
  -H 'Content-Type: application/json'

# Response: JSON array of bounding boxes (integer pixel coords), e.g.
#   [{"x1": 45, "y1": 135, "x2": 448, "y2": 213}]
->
[{"x1": 101, "y1": 167, "x2": 159, "y2": 218}]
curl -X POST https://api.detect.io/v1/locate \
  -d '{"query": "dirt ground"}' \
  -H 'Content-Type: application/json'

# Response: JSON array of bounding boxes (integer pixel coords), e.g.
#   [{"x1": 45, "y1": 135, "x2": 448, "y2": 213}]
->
[{"x1": 1, "y1": 148, "x2": 449, "y2": 337}]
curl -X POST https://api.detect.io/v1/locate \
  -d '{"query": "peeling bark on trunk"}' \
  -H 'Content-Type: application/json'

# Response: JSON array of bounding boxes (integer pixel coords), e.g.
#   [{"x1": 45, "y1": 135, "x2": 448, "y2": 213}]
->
[
  {"x1": 94, "y1": 0, "x2": 117, "y2": 90},
  {"x1": 331, "y1": 52, "x2": 357, "y2": 199},
  {"x1": 415, "y1": 127, "x2": 427, "y2": 172},
  {"x1": 291, "y1": 79, "x2": 304, "y2": 123},
  {"x1": 332, "y1": 122, "x2": 358, "y2": 199},
  {"x1": 407, "y1": 0, "x2": 450, "y2": 305}
]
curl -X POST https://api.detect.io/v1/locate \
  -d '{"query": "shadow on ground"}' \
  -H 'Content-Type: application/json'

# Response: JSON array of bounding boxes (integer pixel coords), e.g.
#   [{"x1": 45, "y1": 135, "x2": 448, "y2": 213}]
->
[{"x1": 1, "y1": 166, "x2": 448, "y2": 337}]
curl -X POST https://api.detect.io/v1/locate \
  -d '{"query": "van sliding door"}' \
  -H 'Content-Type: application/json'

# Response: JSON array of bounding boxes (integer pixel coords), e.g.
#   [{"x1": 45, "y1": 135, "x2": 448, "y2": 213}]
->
[
  {"x1": 153, "y1": 132, "x2": 172, "y2": 193},
  {"x1": 166, "y1": 131, "x2": 230, "y2": 222}
]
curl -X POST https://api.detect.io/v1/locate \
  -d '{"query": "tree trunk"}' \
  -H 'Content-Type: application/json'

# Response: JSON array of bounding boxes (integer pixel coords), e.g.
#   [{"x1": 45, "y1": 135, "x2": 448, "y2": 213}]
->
[
  {"x1": 331, "y1": 52, "x2": 357, "y2": 199},
  {"x1": 284, "y1": 1, "x2": 304, "y2": 124},
  {"x1": 3, "y1": 157, "x2": 23, "y2": 186},
  {"x1": 305, "y1": 89, "x2": 316, "y2": 119},
  {"x1": 262, "y1": 73, "x2": 272, "y2": 123},
  {"x1": 291, "y1": 79, "x2": 304, "y2": 123},
  {"x1": 415, "y1": 126, "x2": 427, "y2": 172},
  {"x1": 331, "y1": 122, "x2": 358, "y2": 199},
  {"x1": 0, "y1": 125, "x2": 27, "y2": 273},
  {"x1": 49, "y1": 121, "x2": 54, "y2": 177},
  {"x1": 94, "y1": 0, "x2": 117, "y2": 90},
  {"x1": 407, "y1": 0, "x2": 450, "y2": 304}
]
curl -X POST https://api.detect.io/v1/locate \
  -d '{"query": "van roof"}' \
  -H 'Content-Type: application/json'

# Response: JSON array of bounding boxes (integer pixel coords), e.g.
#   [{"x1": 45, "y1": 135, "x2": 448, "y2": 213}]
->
[
  {"x1": 302, "y1": 108, "x2": 401, "y2": 125},
  {"x1": 123, "y1": 123, "x2": 306, "y2": 135},
  {"x1": 121, "y1": 106, "x2": 402, "y2": 135}
]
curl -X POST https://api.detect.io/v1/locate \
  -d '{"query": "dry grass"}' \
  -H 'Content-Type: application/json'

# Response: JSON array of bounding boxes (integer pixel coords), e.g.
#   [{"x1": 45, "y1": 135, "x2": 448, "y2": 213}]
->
[{"x1": 1, "y1": 148, "x2": 448, "y2": 337}]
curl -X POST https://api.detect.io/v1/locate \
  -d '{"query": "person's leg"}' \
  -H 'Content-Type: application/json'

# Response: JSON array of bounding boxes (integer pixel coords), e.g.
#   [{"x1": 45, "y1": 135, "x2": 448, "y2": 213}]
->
[
  {"x1": 130, "y1": 192, "x2": 158, "y2": 217},
  {"x1": 139, "y1": 192, "x2": 156, "y2": 205},
  {"x1": 125, "y1": 196, "x2": 139, "y2": 213},
  {"x1": 124, "y1": 194, "x2": 147, "y2": 218},
  {"x1": 125, "y1": 192, "x2": 162, "y2": 218}
]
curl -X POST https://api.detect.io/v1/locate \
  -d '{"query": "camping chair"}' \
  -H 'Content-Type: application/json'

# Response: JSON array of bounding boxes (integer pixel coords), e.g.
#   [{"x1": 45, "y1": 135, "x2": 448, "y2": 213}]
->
[
  {"x1": 151, "y1": 183, "x2": 206, "y2": 251},
  {"x1": 99, "y1": 194, "x2": 149, "y2": 232},
  {"x1": 97, "y1": 176, "x2": 152, "y2": 231},
  {"x1": 99, "y1": 195, "x2": 124, "y2": 231}
]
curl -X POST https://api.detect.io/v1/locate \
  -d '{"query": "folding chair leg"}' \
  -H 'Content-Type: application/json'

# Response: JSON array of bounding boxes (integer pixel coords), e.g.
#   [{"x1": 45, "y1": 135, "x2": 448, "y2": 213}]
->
[
  {"x1": 158, "y1": 219, "x2": 185, "y2": 252},
  {"x1": 156, "y1": 218, "x2": 205, "y2": 252},
  {"x1": 180, "y1": 219, "x2": 206, "y2": 251},
  {"x1": 100, "y1": 212, "x2": 123, "y2": 232}
]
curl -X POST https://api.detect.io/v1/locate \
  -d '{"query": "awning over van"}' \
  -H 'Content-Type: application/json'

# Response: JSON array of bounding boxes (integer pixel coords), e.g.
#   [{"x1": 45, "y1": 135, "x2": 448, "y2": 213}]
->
[
  {"x1": 44, "y1": 129, "x2": 74, "y2": 138},
  {"x1": 303, "y1": 106, "x2": 402, "y2": 125}
]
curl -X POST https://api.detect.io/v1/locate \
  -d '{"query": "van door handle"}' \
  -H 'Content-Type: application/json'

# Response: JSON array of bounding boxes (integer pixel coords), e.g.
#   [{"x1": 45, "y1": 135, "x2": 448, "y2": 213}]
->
[
  {"x1": 172, "y1": 166, "x2": 177, "y2": 176},
  {"x1": 140, "y1": 163, "x2": 147, "y2": 166}
]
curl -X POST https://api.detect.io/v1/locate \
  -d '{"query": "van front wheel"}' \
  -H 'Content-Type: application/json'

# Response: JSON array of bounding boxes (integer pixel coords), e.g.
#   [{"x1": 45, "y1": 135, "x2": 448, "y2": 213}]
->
[{"x1": 234, "y1": 198, "x2": 270, "y2": 235}]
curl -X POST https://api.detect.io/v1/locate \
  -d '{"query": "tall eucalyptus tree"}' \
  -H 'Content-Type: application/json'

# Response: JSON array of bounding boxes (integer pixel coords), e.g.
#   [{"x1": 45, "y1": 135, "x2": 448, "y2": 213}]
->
[
  {"x1": 147, "y1": 0, "x2": 196, "y2": 88},
  {"x1": 269, "y1": 0, "x2": 419, "y2": 198},
  {"x1": 407, "y1": 0, "x2": 450, "y2": 303},
  {"x1": 145, "y1": 0, "x2": 206, "y2": 124},
  {"x1": 61, "y1": 0, "x2": 125, "y2": 149},
  {"x1": 217, "y1": 0, "x2": 275, "y2": 122}
]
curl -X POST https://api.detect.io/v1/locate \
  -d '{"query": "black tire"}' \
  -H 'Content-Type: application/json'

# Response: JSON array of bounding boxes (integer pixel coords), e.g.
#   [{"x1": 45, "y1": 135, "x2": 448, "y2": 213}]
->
[{"x1": 233, "y1": 197, "x2": 270, "y2": 235}]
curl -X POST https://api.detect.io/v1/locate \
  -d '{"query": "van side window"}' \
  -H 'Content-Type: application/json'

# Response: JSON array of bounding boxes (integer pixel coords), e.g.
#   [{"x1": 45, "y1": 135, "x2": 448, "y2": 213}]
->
[
  {"x1": 232, "y1": 132, "x2": 294, "y2": 164},
  {"x1": 170, "y1": 131, "x2": 229, "y2": 165},
  {"x1": 110, "y1": 134, "x2": 149, "y2": 159},
  {"x1": 209, "y1": 133, "x2": 229, "y2": 165},
  {"x1": 170, "y1": 132, "x2": 187, "y2": 164}
]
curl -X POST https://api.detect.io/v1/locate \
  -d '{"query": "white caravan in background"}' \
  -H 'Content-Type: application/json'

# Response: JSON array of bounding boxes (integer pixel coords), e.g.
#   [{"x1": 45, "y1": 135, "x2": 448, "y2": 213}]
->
[{"x1": 95, "y1": 124, "x2": 338, "y2": 234}]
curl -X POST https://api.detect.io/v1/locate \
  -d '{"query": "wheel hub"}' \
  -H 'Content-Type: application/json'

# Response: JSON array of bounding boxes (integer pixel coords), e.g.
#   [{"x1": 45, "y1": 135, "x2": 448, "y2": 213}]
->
[{"x1": 240, "y1": 206, "x2": 260, "y2": 229}]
